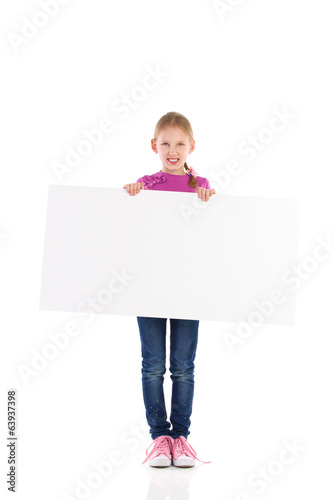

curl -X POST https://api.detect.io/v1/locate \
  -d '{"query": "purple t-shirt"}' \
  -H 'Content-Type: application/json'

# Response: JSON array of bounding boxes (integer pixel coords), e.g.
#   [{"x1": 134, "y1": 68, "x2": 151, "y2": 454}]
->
[{"x1": 136, "y1": 170, "x2": 211, "y2": 192}]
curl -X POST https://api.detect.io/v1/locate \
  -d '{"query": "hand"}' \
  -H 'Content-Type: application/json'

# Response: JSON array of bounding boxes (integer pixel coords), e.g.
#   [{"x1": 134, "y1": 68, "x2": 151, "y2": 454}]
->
[
  {"x1": 196, "y1": 187, "x2": 216, "y2": 202},
  {"x1": 123, "y1": 182, "x2": 145, "y2": 196}
]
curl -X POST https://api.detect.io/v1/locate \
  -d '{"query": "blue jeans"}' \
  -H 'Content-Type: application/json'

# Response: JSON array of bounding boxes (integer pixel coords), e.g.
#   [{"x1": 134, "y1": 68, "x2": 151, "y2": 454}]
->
[{"x1": 137, "y1": 317, "x2": 199, "y2": 441}]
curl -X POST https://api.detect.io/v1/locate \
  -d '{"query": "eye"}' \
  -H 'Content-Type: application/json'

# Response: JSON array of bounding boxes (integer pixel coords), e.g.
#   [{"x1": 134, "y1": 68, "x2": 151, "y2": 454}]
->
[{"x1": 161, "y1": 142, "x2": 184, "y2": 146}]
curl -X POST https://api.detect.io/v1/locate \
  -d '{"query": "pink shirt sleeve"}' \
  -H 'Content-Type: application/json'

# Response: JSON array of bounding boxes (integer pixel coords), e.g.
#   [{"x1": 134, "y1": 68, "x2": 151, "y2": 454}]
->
[
  {"x1": 196, "y1": 176, "x2": 211, "y2": 190},
  {"x1": 201, "y1": 178, "x2": 211, "y2": 190}
]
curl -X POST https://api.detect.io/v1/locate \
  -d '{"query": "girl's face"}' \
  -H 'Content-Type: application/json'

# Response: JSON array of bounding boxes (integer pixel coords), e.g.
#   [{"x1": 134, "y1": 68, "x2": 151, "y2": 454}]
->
[{"x1": 151, "y1": 125, "x2": 195, "y2": 175}]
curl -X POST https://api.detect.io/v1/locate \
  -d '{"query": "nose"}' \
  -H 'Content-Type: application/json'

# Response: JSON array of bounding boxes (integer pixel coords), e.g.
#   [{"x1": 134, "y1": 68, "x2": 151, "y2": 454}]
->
[{"x1": 169, "y1": 146, "x2": 178, "y2": 155}]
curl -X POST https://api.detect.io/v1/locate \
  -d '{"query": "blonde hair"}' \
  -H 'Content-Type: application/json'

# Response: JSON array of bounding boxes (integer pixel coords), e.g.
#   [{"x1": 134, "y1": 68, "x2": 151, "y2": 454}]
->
[{"x1": 153, "y1": 111, "x2": 198, "y2": 189}]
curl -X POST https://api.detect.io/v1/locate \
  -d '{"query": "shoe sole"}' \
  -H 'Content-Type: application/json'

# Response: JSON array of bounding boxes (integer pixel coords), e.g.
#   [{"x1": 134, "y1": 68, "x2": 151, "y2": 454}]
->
[
  {"x1": 149, "y1": 459, "x2": 171, "y2": 467},
  {"x1": 172, "y1": 459, "x2": 195, "y2": 467}
]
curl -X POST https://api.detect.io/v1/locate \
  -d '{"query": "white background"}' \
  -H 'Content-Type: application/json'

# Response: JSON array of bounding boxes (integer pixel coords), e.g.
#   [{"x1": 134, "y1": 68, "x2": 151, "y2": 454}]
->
[{"x1": 1, "y1": 0, "x2": 333, "y2": 499}]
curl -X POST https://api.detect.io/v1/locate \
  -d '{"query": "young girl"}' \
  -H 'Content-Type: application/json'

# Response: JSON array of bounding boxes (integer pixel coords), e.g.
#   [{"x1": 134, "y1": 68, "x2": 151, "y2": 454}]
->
[{"x1": 123, "y1": 112, "x2": 215, "y2": 468}]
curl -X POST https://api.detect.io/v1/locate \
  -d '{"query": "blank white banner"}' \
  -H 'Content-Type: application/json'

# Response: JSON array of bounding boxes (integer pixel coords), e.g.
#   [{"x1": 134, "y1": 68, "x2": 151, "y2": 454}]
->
[{"x1": 39, "y1": 185, "x2": 300, "y2": 325}]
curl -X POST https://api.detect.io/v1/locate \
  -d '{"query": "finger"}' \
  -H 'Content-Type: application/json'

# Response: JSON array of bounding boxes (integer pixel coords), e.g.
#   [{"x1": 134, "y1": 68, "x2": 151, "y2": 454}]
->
[
  {"x1": 198, "y1": 188, "x2": 205, "y2": 199},
  {"x1": 205, "y1": 189, "x2": 216, "y2": 201}
]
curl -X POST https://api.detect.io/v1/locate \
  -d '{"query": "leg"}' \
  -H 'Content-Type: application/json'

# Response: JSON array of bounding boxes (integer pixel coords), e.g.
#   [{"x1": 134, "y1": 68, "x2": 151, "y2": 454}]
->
[
  {"x1": 137, "y1": 316, "x2": 170, "y2": 440},
  {"x1": 169, "y1": 318, "x2": 199, "y2": 440}
]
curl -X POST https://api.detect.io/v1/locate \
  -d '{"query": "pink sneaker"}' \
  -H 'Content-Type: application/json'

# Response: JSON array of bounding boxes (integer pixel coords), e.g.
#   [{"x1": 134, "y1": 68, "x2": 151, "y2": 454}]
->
[
  {"x1": 172, "y1": 436, "x2": 212, "y2": 467},
  {"x1": 142, "y1": 435, "x2": 174, "y2": 467}
]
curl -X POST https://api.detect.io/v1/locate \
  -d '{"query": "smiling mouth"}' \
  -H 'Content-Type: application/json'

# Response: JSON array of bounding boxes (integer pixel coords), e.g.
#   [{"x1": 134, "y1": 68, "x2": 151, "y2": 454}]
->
[{"x1": 168, "y1": 159, "x2": 179, "y2": 163}]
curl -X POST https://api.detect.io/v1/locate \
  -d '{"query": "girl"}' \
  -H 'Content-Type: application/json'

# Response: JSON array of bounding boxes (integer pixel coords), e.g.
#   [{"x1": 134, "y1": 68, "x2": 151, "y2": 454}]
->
[{"x1": 123, "y1": 112, "x2": 215, "y2": 467}]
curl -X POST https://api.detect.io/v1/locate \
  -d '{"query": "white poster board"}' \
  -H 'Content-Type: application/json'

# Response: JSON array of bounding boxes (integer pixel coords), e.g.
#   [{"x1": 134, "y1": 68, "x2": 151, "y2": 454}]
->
[{"x1": 39, "y1": 185, "x2": 300, "y2": 325}]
